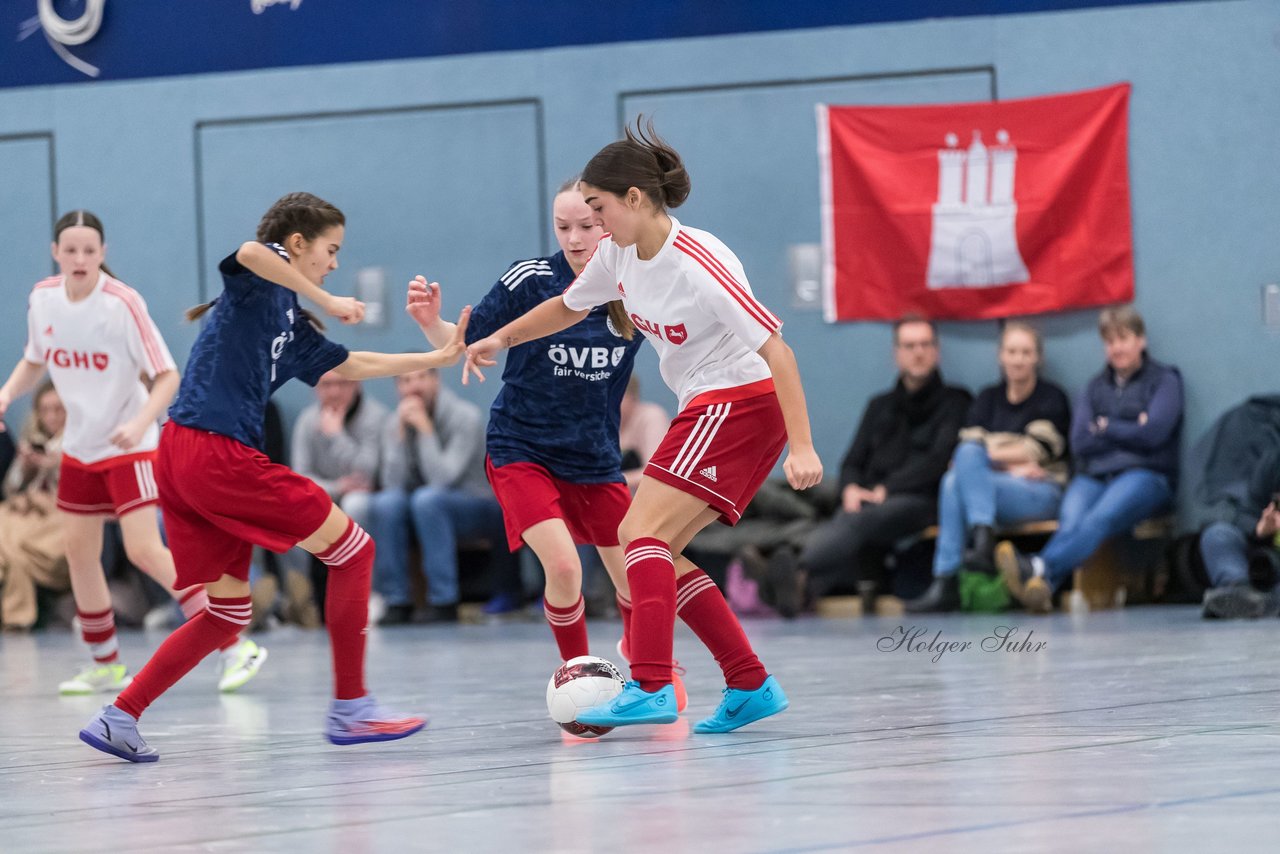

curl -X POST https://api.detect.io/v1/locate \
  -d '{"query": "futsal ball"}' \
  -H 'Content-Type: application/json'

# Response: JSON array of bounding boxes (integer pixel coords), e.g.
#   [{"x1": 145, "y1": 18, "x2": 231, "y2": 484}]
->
[{"x1": 546, "y1": 655, "x2": 626, "y2": 738}]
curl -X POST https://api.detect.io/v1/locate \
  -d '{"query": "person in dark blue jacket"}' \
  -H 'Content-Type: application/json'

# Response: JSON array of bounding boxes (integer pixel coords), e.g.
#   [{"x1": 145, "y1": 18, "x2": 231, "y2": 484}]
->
[
  {"x1": 997, "y1": 306, "x2": 1183, "y2": 612},
  {"x1": 1199, "y1": 447, "x2": 1280, "y2": 618}
]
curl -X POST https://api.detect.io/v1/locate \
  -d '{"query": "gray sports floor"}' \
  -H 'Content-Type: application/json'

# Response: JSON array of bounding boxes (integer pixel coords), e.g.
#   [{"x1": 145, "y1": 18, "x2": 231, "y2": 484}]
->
[{"x1": 2, "y1": 607, "x2": 1277, "y2": 852}]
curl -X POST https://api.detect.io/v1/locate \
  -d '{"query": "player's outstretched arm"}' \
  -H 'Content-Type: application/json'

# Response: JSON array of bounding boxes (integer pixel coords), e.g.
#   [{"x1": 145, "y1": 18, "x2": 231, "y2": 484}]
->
[
  {"x1": 463, "y1": 295, "x2": 587, "y2": 384},
  {"x1": 758, "y1": 333, "x2": 823, "y2": 491},
  {"x1": 236, "y1": 241, "x2": 365, "y2": 325},
  {"x1": 334, "y1": 307, "x2": 472, "y2": 380},
  {"x1": 0, "y1": 359, "x2": 46, "y2": 432}
]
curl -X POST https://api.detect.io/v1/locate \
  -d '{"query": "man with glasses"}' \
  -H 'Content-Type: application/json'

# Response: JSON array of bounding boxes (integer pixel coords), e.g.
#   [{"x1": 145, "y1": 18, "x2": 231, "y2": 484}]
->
[{"x1": 781, "y1": 315, "x2": 970, "y2": 613}]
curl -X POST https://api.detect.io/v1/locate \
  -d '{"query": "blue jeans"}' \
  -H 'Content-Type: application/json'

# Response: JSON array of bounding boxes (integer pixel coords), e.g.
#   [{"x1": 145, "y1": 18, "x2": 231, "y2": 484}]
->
[
  {"x1": 368, "y1": 486, "x2": 507, "y2": 607},
  {"x1": 1198, "y1": 522, "x2": 1249, "y2": 588},
  {"x1": 1039, "y1": 469, "x2": 1173, "y2": 589},
  {"x1": 932, "y1": 442, "x2": 1064, "y2": 577}
]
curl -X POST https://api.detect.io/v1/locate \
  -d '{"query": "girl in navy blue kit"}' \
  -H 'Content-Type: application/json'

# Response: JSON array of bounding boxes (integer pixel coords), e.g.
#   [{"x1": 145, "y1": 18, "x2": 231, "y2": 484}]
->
[
  {"x1": 79, "y1": 192, "x2": 471, "y2": 762},
  {"x1": 407, "y1": 181, "x2": 692, "y2": 708}
]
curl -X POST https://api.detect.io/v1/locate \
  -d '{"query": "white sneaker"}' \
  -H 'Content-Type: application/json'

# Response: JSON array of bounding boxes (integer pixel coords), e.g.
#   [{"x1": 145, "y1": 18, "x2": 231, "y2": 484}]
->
[
  {"x1": 218, "y1": 639, "x2": 268, "y2": 693},
  {"x1": 59, "y1": 662, "x2": 132, "y2": 695}
]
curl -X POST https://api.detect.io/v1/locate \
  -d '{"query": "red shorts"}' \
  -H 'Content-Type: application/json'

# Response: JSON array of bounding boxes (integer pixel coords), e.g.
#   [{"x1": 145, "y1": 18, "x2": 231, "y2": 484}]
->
[
  {"x1": 58, "y1": 451, "x2": 160, "y2": 518},
  {"x1": 157, "y1": 422, "x2": 334, "y2": 588},
  {"x1": 643, "y1": 382, "x2": 787, "y2": 525},
  {"x1": 486, "y1": 457, "x2": 632, "y2": 552}
]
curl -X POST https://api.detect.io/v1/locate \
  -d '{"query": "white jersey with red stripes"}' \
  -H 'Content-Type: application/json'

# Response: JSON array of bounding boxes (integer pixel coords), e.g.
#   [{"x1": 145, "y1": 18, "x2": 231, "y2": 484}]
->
[
  {"x1": 23, "y1": 272, "x2": 177, "y2": 465},
  {"x1": 563, "y1": 217, "x2": 780, "y2": 410}
]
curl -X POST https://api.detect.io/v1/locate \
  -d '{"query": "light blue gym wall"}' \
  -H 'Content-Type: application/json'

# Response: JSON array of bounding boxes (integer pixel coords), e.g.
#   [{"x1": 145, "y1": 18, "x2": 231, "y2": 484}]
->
[{"x1": 1, "y1": 0, "x2": 1276, "y2": 509}]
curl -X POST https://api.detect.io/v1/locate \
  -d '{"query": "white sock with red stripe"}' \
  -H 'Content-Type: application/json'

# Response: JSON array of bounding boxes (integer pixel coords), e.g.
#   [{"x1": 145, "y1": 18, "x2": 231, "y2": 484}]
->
[
  {"x1": 114, "y1": 595, "x2": 251, "y2": 719},
  {"x1": 544, "y1": 595, "x2": 589, "y2": 661},
  {"x1": 78, "y1": 607, "x2": 120, "y2": 664}
]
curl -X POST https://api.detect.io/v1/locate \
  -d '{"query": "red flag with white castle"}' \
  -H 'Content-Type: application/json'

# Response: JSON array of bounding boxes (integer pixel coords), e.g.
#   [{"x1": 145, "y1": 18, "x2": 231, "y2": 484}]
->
[{"x1": 818, "y1": 83, "x2": 1133, "y2": 322}]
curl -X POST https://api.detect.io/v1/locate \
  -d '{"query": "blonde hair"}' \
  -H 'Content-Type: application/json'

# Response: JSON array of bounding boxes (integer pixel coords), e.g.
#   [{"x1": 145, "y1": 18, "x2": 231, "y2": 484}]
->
[{"x1": 1000, "y1": 320, "x2": 1044, "y2": 357}]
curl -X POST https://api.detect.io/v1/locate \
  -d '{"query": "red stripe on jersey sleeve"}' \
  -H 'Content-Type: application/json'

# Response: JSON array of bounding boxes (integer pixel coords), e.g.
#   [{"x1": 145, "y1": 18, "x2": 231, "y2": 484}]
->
[
  {"x1": 674, "y1": 234, "x2": 780, "y2": 332},
  {"x1": 675, "y1": 233, "x2": 781, "y2": 328},
  {"x1": 33, "y1": 277, "x2": 61, "y2": 291},
  {"x1": 103, "y1": 281, "x2": 167, "y2": 374}
]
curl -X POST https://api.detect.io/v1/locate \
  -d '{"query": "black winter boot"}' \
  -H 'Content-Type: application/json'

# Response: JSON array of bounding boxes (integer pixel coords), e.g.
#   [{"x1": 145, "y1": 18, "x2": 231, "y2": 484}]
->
[
  {"x1": 904, "y1": 574, "x2": 961, "y2": 613},
  {"x1": 963, "y1": 525, "x2": 997, "y2": 575}
]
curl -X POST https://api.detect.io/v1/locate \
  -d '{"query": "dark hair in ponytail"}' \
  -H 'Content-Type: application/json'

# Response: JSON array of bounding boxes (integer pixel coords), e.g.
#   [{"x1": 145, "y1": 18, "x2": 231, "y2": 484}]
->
[
  {"x1": 53, "y1": 210, "x2": 117, "y2": 278},
  {"x1": 186, "y1": 192, "x2": 343, "y2": 327},
  {"x1": 581, "y1": 116, "x2": 690, "y2": 211}
]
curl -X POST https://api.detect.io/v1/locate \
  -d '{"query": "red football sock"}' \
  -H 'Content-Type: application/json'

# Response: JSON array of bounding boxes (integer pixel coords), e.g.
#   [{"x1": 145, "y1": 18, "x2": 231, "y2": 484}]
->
[
  {"x1": 176, "y1": 586, "x2": 236, "y2": 651},
  {"x1": 114, "y1": 595, "x2": 250, "y2": 719},
  {"x1": 676, "y1": 569, "x2": 767, "y2": 690},
  {"x1": 544, "y1": 595, "x2": 589, "y2": 661},
  {"x1": 318, "y1": 519, "x2": 373, "y2": 700},
  {"x1": 616, "y1": 592, "x2": 632, "y2": 659},
  {"x1": 624, "y1": 538, "x2": 676, "y2": 692},
  {"x1": 78, "y1": 607, "x2": 119, "y2": 664}
]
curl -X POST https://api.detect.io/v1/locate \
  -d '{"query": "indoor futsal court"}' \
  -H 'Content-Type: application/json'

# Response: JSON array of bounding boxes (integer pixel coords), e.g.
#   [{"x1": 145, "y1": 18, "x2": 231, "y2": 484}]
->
[
  {"x1": 2, "y1": 1, "x2": 1278, "y2": 852},
  {"x1": 3, "y1": 609, "x2": 1274, "y2": 852}
]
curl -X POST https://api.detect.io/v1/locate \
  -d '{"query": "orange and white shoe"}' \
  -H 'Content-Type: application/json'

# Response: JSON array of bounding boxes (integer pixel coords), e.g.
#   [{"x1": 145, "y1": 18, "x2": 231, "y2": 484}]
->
[{"x1": 616, "y1": 637, "x2": 688, "y2": 713}]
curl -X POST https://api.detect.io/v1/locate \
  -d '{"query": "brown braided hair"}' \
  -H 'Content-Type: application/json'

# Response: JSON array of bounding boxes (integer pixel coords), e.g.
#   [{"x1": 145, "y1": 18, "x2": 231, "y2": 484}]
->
[{"x1": 186, "y1": 192, "x2": 344, "y2": 327}]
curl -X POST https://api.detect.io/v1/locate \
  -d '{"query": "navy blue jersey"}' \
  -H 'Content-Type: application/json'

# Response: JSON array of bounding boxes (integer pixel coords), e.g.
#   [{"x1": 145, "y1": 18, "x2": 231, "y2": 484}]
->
[
  {"x1": 169, "y1": 243, "x2": 349, "y2": 451},
  {"x1": 466, "y1": 251, "x2": 643, "y2": 483}
]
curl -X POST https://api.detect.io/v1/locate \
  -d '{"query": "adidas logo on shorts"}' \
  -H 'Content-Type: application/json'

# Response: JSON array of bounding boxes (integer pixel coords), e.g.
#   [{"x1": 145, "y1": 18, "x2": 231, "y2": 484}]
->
[{"x1": 699, "y1": 466, "x2": 718, "y2": 482}]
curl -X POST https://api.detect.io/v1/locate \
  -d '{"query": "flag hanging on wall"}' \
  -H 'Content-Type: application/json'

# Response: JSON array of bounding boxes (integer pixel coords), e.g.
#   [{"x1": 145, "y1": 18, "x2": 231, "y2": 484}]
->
[{"x1": 818, "y1": 83, "x2": 1133, "y2": 323}]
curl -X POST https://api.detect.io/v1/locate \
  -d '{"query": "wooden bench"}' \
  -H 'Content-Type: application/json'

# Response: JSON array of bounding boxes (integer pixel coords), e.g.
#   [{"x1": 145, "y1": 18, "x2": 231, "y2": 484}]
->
[{"x1": 815, "y1": 516, "x2": 1175, "y2": 616}]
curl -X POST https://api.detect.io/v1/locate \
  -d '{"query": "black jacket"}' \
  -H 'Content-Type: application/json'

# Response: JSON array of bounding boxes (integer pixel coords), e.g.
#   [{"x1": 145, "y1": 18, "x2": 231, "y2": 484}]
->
[{"x1": 839, "y1": 370, "x2": 972, "y2": 497}]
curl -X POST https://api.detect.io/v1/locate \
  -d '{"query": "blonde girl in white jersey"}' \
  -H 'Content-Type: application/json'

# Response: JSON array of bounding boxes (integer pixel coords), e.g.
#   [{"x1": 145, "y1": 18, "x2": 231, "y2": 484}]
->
[
  {"x1": 0, "y1": 211, "x2": 266, "y2": 695},
  {"x1": 467, "y1": 120, "x2": 823, "y2": 734}
]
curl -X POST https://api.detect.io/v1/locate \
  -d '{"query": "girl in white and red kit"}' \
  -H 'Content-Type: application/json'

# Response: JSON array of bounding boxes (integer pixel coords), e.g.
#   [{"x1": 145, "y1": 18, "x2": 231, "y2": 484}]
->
[
  {"x1": 467, "y1": 121, "x2": 823, "y2": 733},
  {"x1": 0, "y1": 211, "x2": 266, "y2": 695}
]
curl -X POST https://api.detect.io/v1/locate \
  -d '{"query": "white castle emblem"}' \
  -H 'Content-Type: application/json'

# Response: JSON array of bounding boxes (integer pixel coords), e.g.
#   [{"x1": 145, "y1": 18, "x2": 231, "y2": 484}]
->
[{"x1": 926, "y1": 129, "x2": 1030, "y2": 289}]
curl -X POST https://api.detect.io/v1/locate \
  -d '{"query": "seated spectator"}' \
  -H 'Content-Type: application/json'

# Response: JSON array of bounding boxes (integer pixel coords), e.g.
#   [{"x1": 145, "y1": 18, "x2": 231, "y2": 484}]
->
[
  {"x1": 369, "y1": 367, "x2": 509, "y2": 624},
  {"x1": 1199, "y1": 447, "x2": 1280, "y2": 618},
  {"x1": 788, "y1": 316, "x2": 970, "y2": 609},
  {"x1": 906, "y1": 321, "x2": 1071, "y2": 612},
  {"x1": 0, "y1": 382, "x2": 69, "y2": 630},
  {"x1": 0, "y1": 425, "x2": 15, "y2": 496},
  {"x1": 618, "y1": 376, "x2": 669, "y2": 492},
  {"x1": 269, "y1": 372, "x2": 386, "y2": 627},
  {"x1": 997, "y1": 306, "x2": 1183, "y2": 613}
]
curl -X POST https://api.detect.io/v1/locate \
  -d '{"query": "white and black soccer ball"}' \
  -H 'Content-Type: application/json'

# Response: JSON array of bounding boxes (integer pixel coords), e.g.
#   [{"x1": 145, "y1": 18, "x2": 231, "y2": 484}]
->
[{"x1": 546, "y1": 655, "x2": 626, "y2": 738}]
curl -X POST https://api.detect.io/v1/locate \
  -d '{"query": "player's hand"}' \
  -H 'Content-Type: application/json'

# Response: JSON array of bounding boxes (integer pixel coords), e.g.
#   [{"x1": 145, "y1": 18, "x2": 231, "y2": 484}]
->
[
  {"x1": 109, "y1": 418, "x2": 148, "y2": 451},
  {"x1": 431, "y1": 307, "x2": 472, "y2": 369},
  {"x1": 325, "y1": 294, "x2": 365, "y2": 325},
  {"x1": 463, "y1": 333, "x2": 502, "y2": 386},
  {"x1": 0, "y1": 388, "x2": 9, "y2": 432},
  {"x1": 784, "y1": 445, "x2": 823, "y2": 491},
  {"x1": 406, "y1": 276, "x2": 443, "y2": 330}
]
